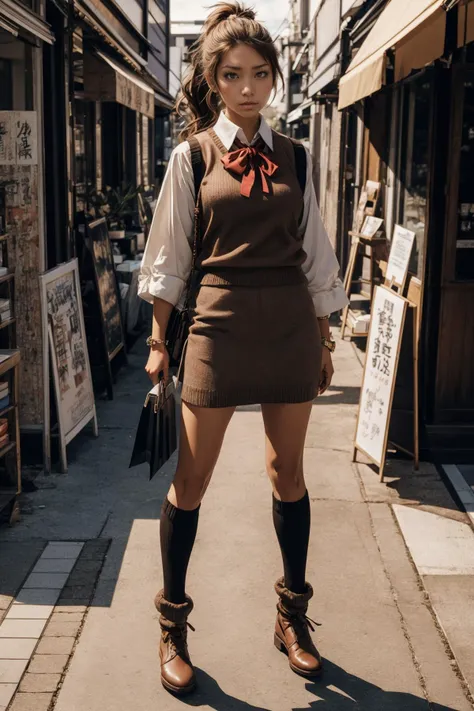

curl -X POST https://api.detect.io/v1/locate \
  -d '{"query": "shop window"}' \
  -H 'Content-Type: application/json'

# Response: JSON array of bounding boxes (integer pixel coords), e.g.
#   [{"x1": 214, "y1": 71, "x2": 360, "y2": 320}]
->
[
  {"x1": 454, "y1": 77, "x2": 474, "y2": 281},
  {"x1": 74, "y1": 99, "x2": 96, "y2": 213},
  {"x1": 397, "y1": 78, "x2": 432, "y2": 279},
  {"x1": 0, "y1": 33, "x2": 34, "y2": 110}
]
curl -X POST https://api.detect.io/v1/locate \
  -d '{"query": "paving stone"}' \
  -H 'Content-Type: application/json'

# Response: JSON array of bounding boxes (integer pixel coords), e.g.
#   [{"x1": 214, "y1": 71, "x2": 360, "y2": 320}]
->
[
  {"x1": 8, "y1": 692, "x2": 54, "y2": 711},
  {"x1": 0, "y1": 659, "x2": 28, "y2": 683},
  {"x1": 53, "y1": 606, "x2": 87, "y2": 615},
  {"x1": 58, "y1": 587, "x2": 93, "y2": 602},
  {"x1": 0, "y1": 684, "x2": 16, "y2": 707},
  {"x1": 0, "y1": 620, "x2": 47, "y2": 639},
  {"x1": 32, "y1": 559, "x2": 76, "y2": 575},
  {"x1": 19, "y1": 673, "x2": 61, "y2": 693},
  {"x1": 72, "y1": 559, "x2": 104, "y2": 575},
  {"x1": 79, "y1": 540, "x2": 110, "y2": 560},
  {"x1": 0, "y1": 597, "x2": 11, "y2": 612},
  {"x1": 64, "y1": 571, "x2": 98, "y2": 588},
  {"x1": 41, "y1": 544, "x2": 83, "y2": 560},
  {"x1": 48, "y1": 613, "x2": 83, "y2": 624},
  {"x1": 35, "y1": 637, "x2": 75, "y2": 656},
  {"x1": 6, "y1": 605, "x2": 54, "y2": 621},
  {"x1": 28, "y1": 655, "x2": 69, "y2": 675},
  {"x1": 14, "y1": 590, "x2": 61, "y2": 607},
  {"x1": 0, "y1": 638, "x2": 38, "y2": 660},
  {"x1": 44, "y1": 620, "x2": 81, "y2": 638},
  {"x1": 22, "y1": 573, "x2": 70, "y2": 590}
]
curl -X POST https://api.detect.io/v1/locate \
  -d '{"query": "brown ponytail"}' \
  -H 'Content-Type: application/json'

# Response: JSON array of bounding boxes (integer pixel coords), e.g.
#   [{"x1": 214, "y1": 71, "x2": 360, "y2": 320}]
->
[{"x1": 176, "y1": 2, "x2": 283, "y2": 141}]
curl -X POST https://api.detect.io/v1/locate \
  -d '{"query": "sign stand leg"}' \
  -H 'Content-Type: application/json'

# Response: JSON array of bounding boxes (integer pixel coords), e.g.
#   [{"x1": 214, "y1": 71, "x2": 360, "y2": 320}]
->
[
  {"x1": 92, "y1": 406, "x2": 99, "y2": 438},
  {"x1": 413, "y1": 307, "x2": 420, "y2": 471}
]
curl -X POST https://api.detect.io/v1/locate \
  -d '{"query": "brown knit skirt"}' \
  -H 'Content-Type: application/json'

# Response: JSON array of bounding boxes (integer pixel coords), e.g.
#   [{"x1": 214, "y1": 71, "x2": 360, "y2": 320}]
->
[{"x1": 180, "y1": 269, "x2": 322, "y2": 408}]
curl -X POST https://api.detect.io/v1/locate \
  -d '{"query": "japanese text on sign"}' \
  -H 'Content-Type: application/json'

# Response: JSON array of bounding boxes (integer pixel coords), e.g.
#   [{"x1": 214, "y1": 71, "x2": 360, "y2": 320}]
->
[{"x1": 355, "y1": 287, "x2": 407, "y2": 466}]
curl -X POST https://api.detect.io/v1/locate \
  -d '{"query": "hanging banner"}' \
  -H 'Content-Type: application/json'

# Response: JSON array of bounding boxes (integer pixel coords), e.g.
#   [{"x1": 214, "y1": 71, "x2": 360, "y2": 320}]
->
[{"x1": 0, "y1": 112, "x2": 38, "y2": 166}]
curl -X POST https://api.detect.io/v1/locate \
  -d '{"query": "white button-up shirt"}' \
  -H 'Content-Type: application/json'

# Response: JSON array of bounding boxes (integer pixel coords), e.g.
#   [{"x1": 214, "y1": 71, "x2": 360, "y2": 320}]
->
[{"x1": 138, "y1": 111, "x2": 348, "y2": 317}]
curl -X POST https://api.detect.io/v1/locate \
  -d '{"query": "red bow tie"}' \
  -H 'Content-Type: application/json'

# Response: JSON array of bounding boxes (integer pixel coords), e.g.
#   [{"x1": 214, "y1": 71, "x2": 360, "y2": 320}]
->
[{"x1": 221, "y1": 137, "x2": 278, "y2": 198}]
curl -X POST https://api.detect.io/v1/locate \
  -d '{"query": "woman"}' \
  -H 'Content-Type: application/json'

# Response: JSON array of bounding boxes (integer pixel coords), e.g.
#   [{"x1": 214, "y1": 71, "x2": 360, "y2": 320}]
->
[{"x1": 138, "y1": 2, "x2": 348, "y2": 696}]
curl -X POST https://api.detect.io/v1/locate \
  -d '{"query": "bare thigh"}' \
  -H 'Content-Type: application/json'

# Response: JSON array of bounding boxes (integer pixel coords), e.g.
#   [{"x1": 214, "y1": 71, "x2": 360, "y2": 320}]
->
[
  {"x1": 167, "y1": 401, "x2": 235, "y2": 510},
  {"x1": 262, "y1": 402, "x2": 313, "y2": 502}
]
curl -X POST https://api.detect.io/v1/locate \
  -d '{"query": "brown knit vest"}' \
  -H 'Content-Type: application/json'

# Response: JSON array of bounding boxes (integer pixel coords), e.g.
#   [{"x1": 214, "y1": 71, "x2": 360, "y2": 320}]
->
[{"x1": 194, "y1": 128, "x2": 306, "y2": 288}]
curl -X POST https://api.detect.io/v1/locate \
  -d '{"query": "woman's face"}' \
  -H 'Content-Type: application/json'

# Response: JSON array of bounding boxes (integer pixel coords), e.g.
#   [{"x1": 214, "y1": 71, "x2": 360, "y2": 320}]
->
[{"x1": 214, "y1": 43, "x2": 274, "y2": 119}]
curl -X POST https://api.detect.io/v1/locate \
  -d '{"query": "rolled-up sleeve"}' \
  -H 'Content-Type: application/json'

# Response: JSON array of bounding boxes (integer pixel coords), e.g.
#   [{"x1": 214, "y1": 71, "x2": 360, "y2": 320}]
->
[
  {"x1": 138, "y1": 141, "x2": 195, "y2": 306},
  {"x1": 298, "y1": 148, "x2": 349, "y2": 317}
]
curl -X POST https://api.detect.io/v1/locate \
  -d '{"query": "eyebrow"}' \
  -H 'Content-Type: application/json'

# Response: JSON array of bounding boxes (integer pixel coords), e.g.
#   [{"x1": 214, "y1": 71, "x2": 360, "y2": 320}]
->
[{"x1": 221, "y1": 63, "x2": 270, "y2": 70}]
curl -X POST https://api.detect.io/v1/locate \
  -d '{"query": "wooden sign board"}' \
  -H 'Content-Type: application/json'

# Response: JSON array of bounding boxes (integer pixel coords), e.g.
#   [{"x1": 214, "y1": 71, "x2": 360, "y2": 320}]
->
[
  {"x1": 353, "y1": 286, "x2": 409, "y2": 480},
  {"x1": 385, "y1": 225, "x2": 416, "y2": 292},
  {"x1": 40, "y1": 259, "x2": 98, "y2": 473},
  {"x1": 87, "y1": 218, "x2": 125, "y2": 363}
]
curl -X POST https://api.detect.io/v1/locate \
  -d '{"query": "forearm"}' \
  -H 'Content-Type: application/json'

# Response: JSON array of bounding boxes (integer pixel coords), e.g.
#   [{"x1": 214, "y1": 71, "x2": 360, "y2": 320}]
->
[
  {"x1": 317, "y1": 317, "x2": 331, "y2": 339},
  {"x1": 152, "y1": 297, "x2": 174, "y2": 341}
]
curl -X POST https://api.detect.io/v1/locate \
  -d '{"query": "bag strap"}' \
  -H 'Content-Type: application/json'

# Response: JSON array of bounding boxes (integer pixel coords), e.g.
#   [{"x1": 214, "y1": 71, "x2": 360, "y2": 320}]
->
[
  {"x1": 182, "y1": 134, "x2": 204, "y2": 309},
  {"x1": 291, "y1": 141, "x2": 307, "y2": 195}
]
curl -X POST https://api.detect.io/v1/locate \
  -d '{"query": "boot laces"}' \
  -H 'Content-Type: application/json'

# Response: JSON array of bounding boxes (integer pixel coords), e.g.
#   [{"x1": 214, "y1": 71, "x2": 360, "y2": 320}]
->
[
  {"x1": 290, "y1": 612, "x2": 321, "y2": 638},
  {"x1": 163, "y1": 622, "x2": 195, "y2": 657}
]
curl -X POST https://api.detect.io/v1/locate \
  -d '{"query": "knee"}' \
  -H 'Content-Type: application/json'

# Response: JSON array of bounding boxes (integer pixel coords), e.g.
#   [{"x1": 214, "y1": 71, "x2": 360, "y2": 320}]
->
[
  {"x1": 266, "y1": 455, "x2": 306, "y2": 502},
  {"x1": 171, "y1": 468, "x2": 211, "y2": 509}
]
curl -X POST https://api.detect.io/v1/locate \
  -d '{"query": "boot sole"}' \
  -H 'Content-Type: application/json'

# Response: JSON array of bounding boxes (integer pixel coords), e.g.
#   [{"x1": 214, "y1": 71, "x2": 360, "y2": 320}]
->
[
  {"x1": 161, "y1": 676, "x2": 197, "y2": 696},
  {"x1": 274, "y1": 633, "x2": 323, "y2": 679}
]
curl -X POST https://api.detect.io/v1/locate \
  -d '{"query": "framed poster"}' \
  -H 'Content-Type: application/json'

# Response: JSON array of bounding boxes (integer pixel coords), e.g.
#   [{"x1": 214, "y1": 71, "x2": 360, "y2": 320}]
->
[
  {"x1": 353, "y1": 286, "x2": 409, "y2": 480},
  {"x1": 385, "y1": 225, "x2": 416, "y2": 291},
  {"x1": 361, "y1": 216, "x2": 383, "y2": 239},
  {"x1": 40, "y1": 259, "x2": 98, "y2": 473},
  {"x1": 87, "y1": 218, "x2": 125, "y2": 363}
]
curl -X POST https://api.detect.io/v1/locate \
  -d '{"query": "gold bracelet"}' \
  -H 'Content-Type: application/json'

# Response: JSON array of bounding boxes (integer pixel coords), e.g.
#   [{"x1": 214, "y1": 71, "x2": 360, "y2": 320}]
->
[{"x1": 146, "y1": 336, "x2": 167, "y2": 347}]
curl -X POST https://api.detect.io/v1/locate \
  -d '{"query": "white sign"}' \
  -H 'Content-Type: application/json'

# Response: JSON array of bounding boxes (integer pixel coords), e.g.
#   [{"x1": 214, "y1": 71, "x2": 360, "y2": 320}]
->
[
  {"x1": 386, "y1": 225, "x2": 415, "y2": 289},
  {"x1": 40, "y1": 259, "x2": 98, "y2": 472},
  {"x1": 0, "y1": 112, "x2": 38, "y2": 166},
  {"x1": 355, "y1": 287, "x2": 408, "y2": 468},
  {"x1": 361, "y1": 216, "x2": 383, "y2": 239}
]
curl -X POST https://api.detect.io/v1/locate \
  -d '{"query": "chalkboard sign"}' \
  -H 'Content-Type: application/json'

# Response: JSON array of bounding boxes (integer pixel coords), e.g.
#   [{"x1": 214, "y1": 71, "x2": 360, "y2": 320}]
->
[
  {"x1": 87, "y1": 218, "x2": 125, "y2": 362},
  {"x1": 353, "y1": 286, "x2": 408, "y2": 480},
  {"x1": 40, "y1": 259, "x2": 98, "y2": 473}
]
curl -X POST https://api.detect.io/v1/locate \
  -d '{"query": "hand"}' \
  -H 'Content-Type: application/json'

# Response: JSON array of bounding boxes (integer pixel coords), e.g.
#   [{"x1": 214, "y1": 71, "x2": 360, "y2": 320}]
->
[
  {"x1": 319, "y1": 347, "x2": 334, "y2": 395},
  {"x1": 145, "y1": 345, "x2": 169, "y2": 385}
]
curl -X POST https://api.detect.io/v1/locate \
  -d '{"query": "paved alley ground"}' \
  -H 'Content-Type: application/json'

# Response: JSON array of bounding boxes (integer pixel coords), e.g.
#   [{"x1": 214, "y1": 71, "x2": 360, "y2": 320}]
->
[{"x1": 0, "y1": 330, "x2": 473, "y2": 711}]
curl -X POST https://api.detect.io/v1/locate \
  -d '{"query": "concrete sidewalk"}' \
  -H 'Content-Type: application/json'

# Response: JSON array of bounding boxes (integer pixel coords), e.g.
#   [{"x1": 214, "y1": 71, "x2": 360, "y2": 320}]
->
[{"x1": 0, "y1": 331, "x2": 473, "y2": 710}]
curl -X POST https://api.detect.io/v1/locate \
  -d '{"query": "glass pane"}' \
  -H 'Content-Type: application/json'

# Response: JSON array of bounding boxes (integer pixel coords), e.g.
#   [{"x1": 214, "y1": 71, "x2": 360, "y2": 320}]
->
[
  {"x1": 455, "y1": 78, "x2": 474, "y2": 281},
  {"x1": 399, "y1": 79, "x2": 431, "y2": 279}
]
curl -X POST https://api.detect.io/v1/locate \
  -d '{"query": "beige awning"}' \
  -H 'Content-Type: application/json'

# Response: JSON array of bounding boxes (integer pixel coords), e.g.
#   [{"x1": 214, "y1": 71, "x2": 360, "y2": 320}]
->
[
  {"x1": 83, "y1": 51, "x2": 155, "y2": 119},
  {"x1": 458, "y1": 0, "x2": 474, "y2": 46},
  {"x1": 338, "y1": 0, "x2": 447, "y2": 109}
]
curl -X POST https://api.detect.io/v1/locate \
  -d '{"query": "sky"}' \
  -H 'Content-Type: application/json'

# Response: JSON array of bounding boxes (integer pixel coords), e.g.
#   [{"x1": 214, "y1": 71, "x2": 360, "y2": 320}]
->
[{"x1": 170, "y1": 0, "x2": 289, "y2": 38}]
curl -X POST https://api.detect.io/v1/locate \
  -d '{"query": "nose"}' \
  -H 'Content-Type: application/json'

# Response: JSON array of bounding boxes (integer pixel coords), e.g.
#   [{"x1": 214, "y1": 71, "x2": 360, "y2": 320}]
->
[{"x1": 242, "y1": 84, "x2": 254, "y2": 97}]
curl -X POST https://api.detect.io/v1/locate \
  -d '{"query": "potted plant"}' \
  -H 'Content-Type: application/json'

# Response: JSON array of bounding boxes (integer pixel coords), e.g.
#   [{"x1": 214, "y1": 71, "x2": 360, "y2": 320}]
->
[{"x1": 84, "y1": 183, "x2": 144, "y2": 238}]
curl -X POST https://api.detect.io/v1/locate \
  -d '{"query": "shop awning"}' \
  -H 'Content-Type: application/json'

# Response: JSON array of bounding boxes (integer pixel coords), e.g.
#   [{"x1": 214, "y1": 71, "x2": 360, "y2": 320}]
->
[
  {"x1": 84, "y1": 51, "x2": 155, "y2": 119},
  {"x1": 457, "y1": 0, "x2": 474, "y2": 46},
  {"x1": 154, "y1": 90, "x2": 175, "y2": 111},
  {"x1": 338, "y1": 0, "x2": 447, "y2": 109},
  {"x1": 0, "y1": 0, "x2": 54, "y2": 44}
]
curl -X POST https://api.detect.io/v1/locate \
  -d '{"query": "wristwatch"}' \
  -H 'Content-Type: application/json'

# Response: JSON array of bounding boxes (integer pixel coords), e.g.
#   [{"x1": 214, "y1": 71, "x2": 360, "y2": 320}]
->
[
  {"x1": 321, "y1": 336, "x2": 336, "y2": 353},
  {"x1": 146, "y1": 336, "x2": 167, "y2": 348}
]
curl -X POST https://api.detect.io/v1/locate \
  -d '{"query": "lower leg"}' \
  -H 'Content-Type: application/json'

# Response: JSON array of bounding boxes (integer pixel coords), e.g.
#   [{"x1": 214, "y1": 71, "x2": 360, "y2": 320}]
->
[
  {"x1": 272, "y1": 490, "x2": 310, "y2": 594},
  {"x1": 160, "y1": 498, "x2": 200, "y2": 604}
]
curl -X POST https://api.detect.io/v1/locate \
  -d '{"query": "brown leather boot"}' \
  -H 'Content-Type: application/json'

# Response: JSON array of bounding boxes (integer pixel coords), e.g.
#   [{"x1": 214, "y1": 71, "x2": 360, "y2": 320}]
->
[
  {"x1": 274, "y1": 577, "x2": 323, "y2": 678},
  {"x1": 155, "y1": 591, "x2": 196, "y2": 695}
]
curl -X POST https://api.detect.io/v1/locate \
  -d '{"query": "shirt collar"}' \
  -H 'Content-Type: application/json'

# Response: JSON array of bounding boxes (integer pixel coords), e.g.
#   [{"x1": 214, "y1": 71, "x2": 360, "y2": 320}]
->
[{"x1": 213, "y1": 111, "x2": 274, "y2": 152}]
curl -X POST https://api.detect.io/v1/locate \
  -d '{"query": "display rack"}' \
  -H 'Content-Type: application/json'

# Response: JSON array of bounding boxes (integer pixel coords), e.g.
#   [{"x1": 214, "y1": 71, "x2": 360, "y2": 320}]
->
[
  {"x1": 0, "y1": 233, "x2": 16, "y2": 348},
  {"x1": 341, "y1": 231, "x2": 387, "y2": 340},
  {"x1": 0, "y1": 349, "x2": 21, "y2": 525}
]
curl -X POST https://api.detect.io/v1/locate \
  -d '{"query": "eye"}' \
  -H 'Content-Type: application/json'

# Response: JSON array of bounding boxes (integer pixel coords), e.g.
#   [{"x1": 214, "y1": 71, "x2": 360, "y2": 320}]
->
[
  {"x1": 256, "y1": 71, "x2": 269, "y2": 78},
  {"x1": 224, "y1": 72, "x2": 239, "y2": 80}
]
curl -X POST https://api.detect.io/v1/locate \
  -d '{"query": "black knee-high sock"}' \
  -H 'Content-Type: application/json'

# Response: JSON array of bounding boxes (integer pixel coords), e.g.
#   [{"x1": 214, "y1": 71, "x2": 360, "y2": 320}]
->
[
  {"x1": 160, "y1": 497, "x2": 200, "y2": 604},
  {"x1": 272, "y1": 491, "x2": 310, "y2": 594}
]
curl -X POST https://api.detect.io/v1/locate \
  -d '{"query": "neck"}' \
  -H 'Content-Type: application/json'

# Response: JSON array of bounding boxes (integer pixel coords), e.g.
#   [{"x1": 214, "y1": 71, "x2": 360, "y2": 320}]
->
[{"x1": 224, "y1": 107, "x2": 261, "y2": 143}]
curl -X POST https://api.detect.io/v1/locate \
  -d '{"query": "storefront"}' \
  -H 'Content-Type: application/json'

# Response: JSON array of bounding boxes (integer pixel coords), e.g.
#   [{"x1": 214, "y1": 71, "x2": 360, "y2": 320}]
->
[
  {"x1": 338, "y1": 0, "x2": 474, "y2": 460},
  {"x1": 0, "y1": 0, "x2": 54, "y2": 444}
]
